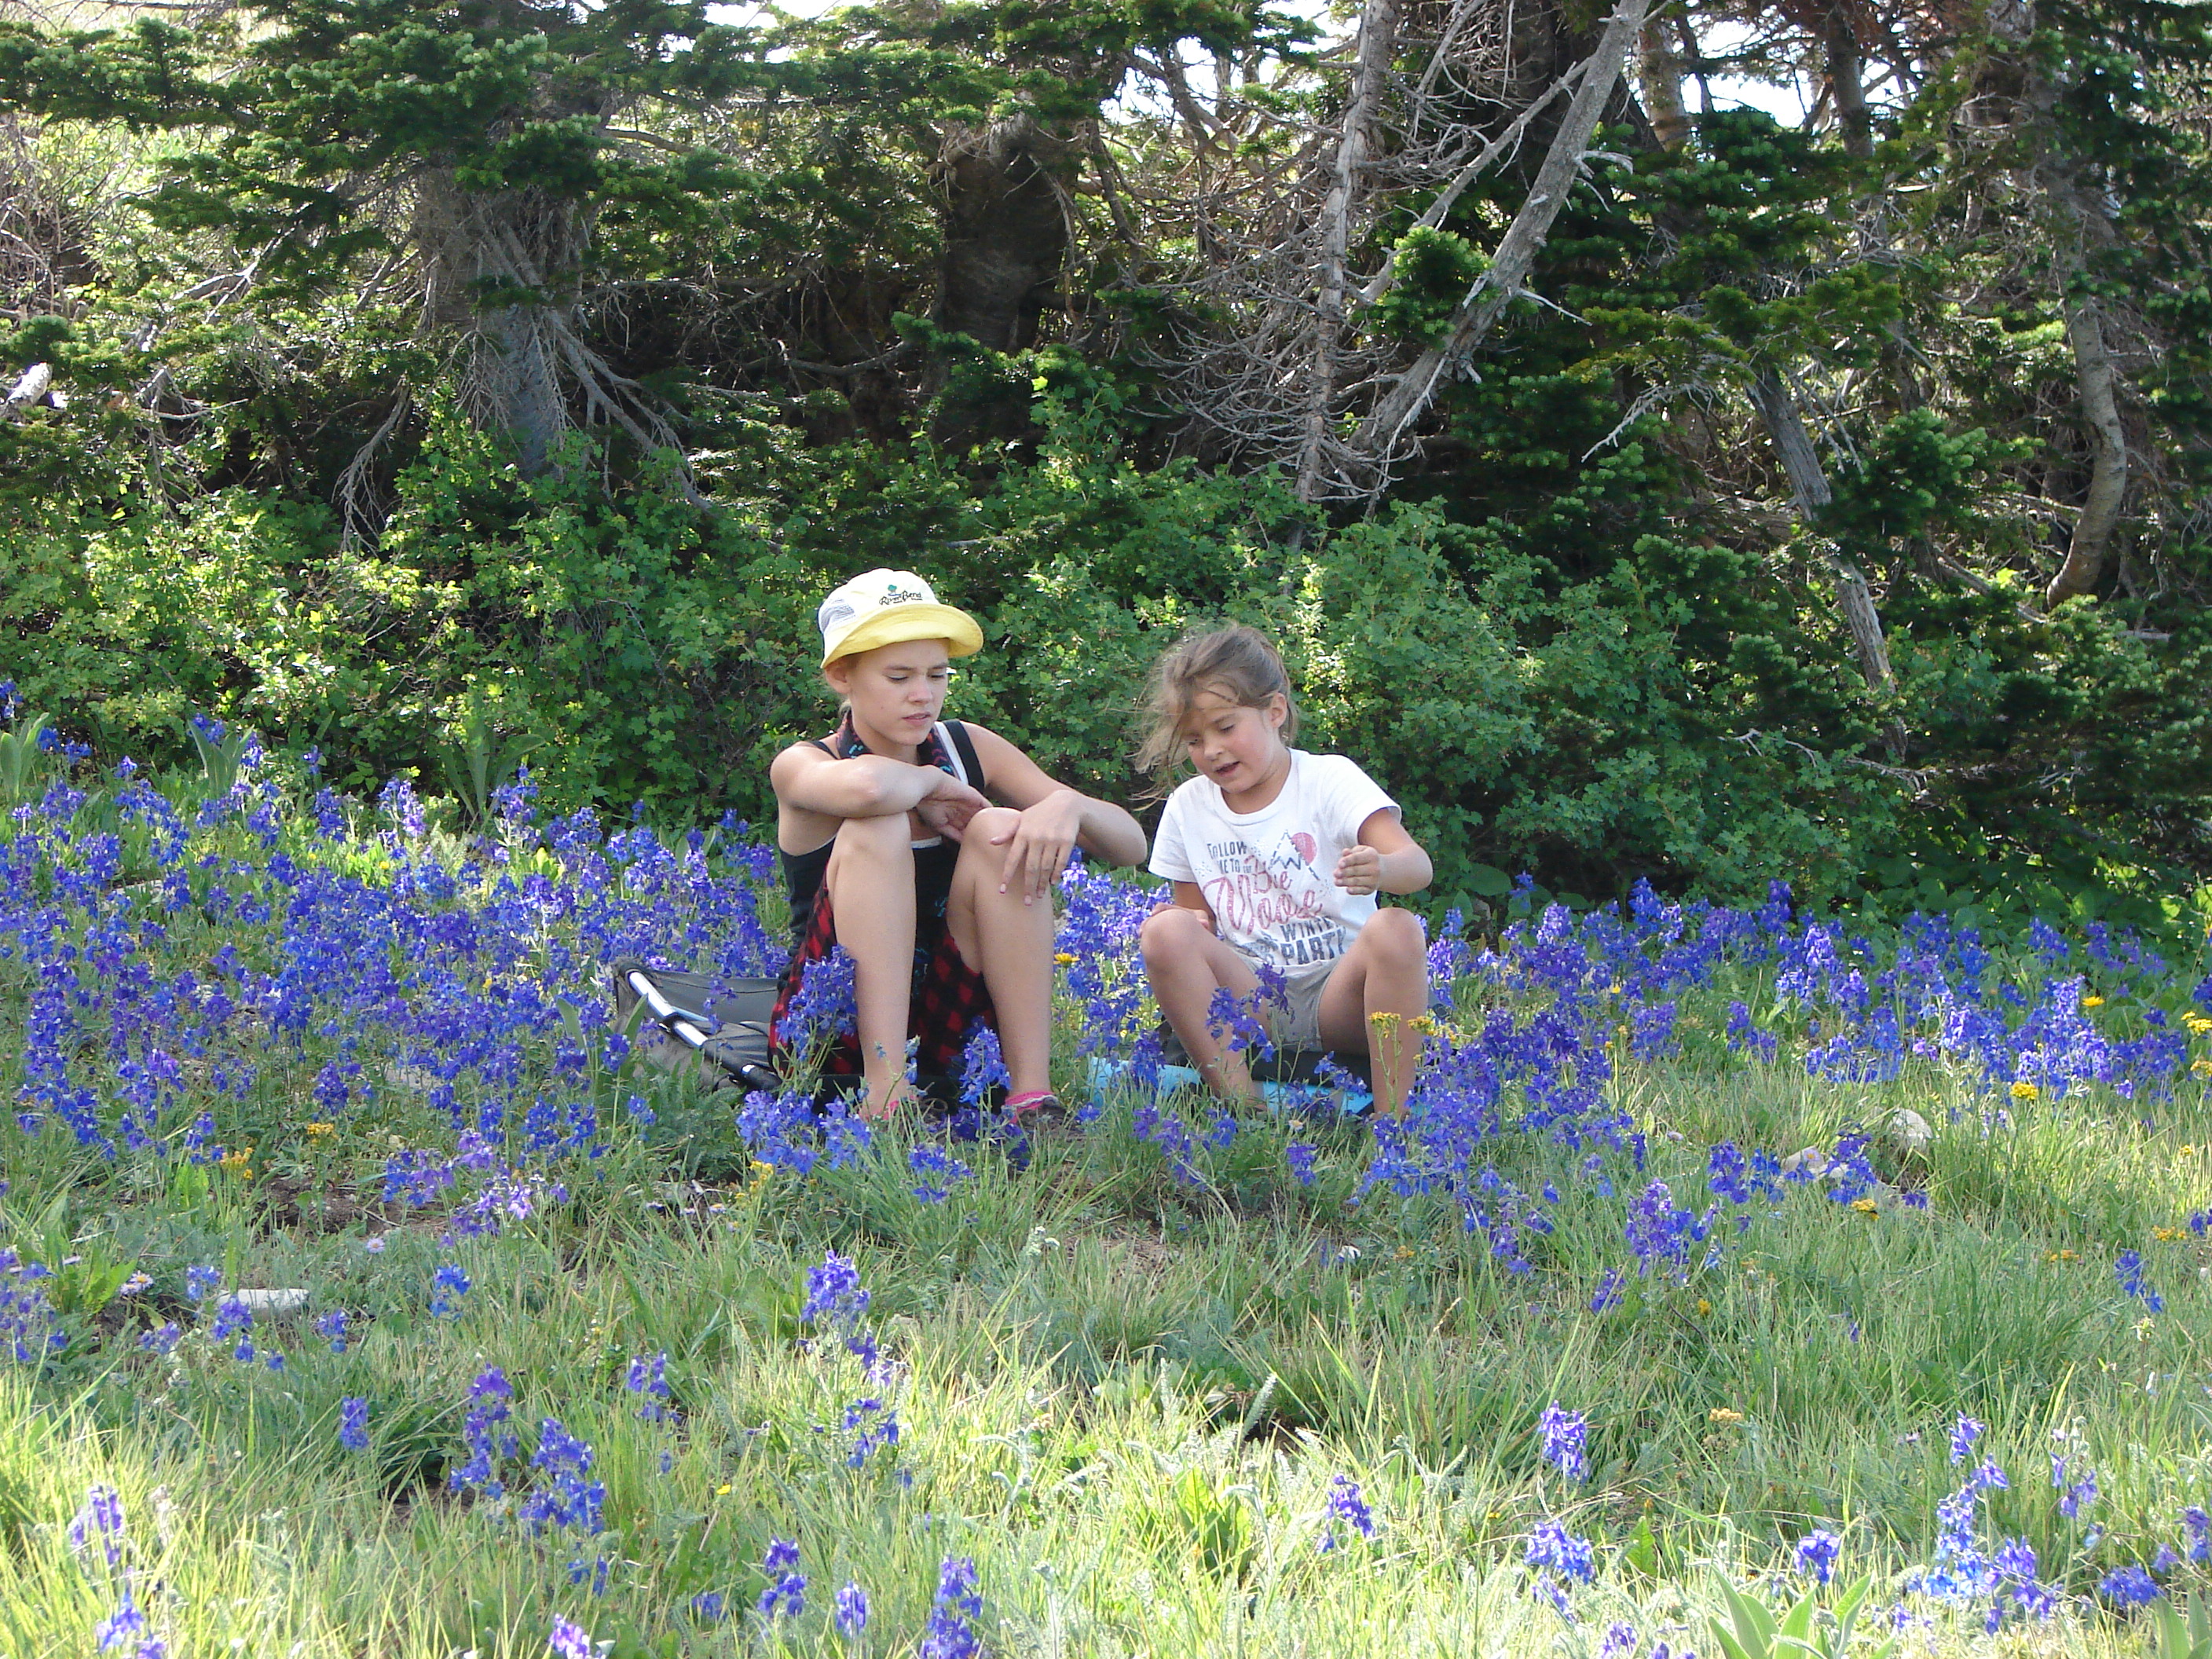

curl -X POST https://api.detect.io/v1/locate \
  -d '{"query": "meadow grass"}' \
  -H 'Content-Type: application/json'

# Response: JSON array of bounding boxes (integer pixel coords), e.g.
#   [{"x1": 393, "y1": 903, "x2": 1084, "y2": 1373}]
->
[{"x1": 1, "y1": 764, "x2": 2209, "y2": 1656}]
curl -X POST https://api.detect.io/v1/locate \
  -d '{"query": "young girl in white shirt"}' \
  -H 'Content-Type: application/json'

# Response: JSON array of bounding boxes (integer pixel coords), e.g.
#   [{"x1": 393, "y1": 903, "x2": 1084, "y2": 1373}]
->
[{"x1": 1137, "y1": 625, "x2": 1433, "y2": 1117}]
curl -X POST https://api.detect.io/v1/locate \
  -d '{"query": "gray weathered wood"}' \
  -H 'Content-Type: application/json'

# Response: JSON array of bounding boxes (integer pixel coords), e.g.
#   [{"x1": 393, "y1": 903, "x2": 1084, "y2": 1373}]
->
[{"x1": 1351, "y1": 0, "x2": 1650, "y2": 474}]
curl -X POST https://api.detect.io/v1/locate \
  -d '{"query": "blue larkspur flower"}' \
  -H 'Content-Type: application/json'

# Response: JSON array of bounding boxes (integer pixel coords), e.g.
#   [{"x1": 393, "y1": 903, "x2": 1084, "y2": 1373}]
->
[
  {"x1": 1796, "y1": 1529, "x2": 1840, "y2": 1584},
  {"x1": 428, "y1": 1263, "x2": 471, "y2": 1317},
  {"x1": 1319, "y1": 1473, "x2": 1378, "y2": 1550},
  {"x1": 836, "y1": 1581, "x2": 870, "y2": 1635},
  {"x1": 68, "y1": 1485, "x2": 126, "y2": 1569},
  {"x1": 919, "y1": 1556, "x2": 983, "y2": 1659},
  {"x1": 1525, "y1": 1519, "x2": 1595, "y2": 1583},
  {"x1": 756, "y1": 1537, "x2": 805, "y2": 1617},
  {"x1": 1950, "y1": 1414, "x2": 1983, "y2": 1463},
  {"x1": 1538, "y1": 1402, "x2": 1588, "y2": 1482},
  {"x1": 2118, "y1": 1249, "x2": 2165, "y2": 1312},
  {"x1": 2100, "y1": 1564, "x2": 2161, "y2": 1606}
]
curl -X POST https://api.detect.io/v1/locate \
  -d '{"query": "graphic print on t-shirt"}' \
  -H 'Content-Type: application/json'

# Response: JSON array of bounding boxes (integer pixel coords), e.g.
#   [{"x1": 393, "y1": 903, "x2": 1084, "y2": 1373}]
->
[
  {"x1": 1150, "y1": 749, "x2": 1399, "y2": 981},
  {"x1": 1199, "y1": 830, "x2": 1350, "y2": 970}
]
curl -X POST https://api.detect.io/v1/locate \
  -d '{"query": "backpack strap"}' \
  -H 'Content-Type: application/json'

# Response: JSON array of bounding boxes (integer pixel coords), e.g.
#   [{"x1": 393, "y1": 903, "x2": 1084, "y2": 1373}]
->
[{"x1": 938, "y1": 720, "x2": 987, "y2": 796}]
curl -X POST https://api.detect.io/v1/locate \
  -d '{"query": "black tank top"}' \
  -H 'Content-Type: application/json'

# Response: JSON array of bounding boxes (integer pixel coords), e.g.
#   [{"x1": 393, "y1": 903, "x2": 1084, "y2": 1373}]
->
[{"x1": 780, "y1": 719, "x2": 987, "y2": 945}]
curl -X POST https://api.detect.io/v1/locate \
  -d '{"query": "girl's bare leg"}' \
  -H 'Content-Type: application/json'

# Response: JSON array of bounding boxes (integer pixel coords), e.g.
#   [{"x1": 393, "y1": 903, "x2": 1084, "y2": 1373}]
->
[
  {"x1": 1138, "y1": 906, "x2": 1265, "y2": 1104},
  {"x1": 822, "y1": 812, "x2": 919, "y2": 1116},
  {"x1": 1316, "y1": 908, "x2": 1430, "y2": 1116},
  {"x1": 947, "y1": 808, "x2": 1056, "y2": 1097}
]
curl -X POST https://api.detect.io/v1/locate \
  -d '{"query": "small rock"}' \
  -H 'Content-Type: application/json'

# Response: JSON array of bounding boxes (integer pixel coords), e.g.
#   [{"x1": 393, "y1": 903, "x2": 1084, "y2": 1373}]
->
[
  {"x1": 235, "y1": 1288, "x2": 310, "y2": 1317},
  {"x1": 1888, "y1": 1108, "x2": 1933, "y2": 1151},
  {"x1": 1780, "y1": 1146, "x2": 1829, "y2": 1177}
]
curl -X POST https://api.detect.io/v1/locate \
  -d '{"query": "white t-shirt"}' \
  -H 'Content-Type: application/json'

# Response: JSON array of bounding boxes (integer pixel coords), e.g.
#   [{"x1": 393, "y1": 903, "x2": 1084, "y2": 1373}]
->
[{"x1": 1149, "y1": 750, "x2": 1400, "y2": 977}]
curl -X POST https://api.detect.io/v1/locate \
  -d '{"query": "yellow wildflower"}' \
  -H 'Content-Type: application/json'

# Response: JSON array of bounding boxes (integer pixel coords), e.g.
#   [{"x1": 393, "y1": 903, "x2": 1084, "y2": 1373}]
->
[
  {"x1": 2045, "y1": 1249, "x2": 2078, "y2": 1263},
  {"x1": 2184, "y1": 1013, "x2": 2212, "y2": 1036},
  {"x1": 2155, "y1": 1227, "x2": 2185, "y2": 1243},
  {"x1": 2081, "y1": 994, "x2": 2105, "y2": 1009},
  {"x1": 1053, "y1": 952, "x2": 1076, "y2": 965},
  {"x1": 304, "y1": 1122, "x2": 335, "y2": 1138},
  {"x1": 1695, "y1": 1298, "x2": 1712, "y2": 1317},
  {"x1": 2182, "y1": 1146, "x2": 2198, "y2": 1159},
  {"x1": 1408, "y1": 1014, "x2": 1438, "y2": 1036},
  {"x1": 1709, "y1": 1408, "x2": 1745, "y2": 1425},
  {"x1": 1368, "y1": 1010, "x2": 1402, "y2": 1031},
  {"x1": 2196, "y1": 1058, "x2": 2212, "y2": 1079},
  {"x1": 1851, "y1": 1197, "x2": 1880, "y2": 1216},
  {"x1": 715, "y1": 1483, "x2": 732, "y2": 1496},
  {"x1": 2009, "y1": 1081, "x2": 2039, "y2": 1101}
]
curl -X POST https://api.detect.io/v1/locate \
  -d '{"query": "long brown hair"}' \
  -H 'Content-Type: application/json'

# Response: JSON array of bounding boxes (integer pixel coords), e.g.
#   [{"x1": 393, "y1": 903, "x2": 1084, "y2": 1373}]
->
[{"x1": 1136, "y1": 624, "x2": 1299, "y2": 778}]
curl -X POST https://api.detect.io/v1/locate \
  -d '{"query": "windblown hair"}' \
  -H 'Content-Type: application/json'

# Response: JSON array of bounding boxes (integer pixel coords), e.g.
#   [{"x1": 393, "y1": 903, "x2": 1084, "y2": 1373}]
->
[{"x1": 1136, "y1": 624, "x2": 1299, "y2": 779}]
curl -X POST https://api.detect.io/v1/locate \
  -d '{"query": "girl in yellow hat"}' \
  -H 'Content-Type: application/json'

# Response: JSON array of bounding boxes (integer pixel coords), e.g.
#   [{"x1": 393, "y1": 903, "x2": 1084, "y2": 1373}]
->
[{"x1": 769, "y1": 569, "x2": 1148, "y2": 1120}]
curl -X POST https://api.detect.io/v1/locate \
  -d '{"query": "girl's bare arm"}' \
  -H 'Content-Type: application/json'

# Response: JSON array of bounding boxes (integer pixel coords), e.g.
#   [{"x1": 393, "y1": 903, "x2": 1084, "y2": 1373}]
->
[
  {"x1": 962, "y1": 724, "x2": 1149, "y2": 868},
  {"x1": 770, "y1": 742, "x2": 987, "y2": 822}
]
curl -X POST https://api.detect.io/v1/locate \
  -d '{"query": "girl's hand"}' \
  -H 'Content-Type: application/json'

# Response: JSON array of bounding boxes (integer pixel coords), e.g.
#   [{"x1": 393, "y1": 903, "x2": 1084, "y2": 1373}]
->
[
  {"x1": 1335, "y1": 844, "x2": 1382, "y2": 895},
  {"x1": 993, "y1": 789, "x2": 1085, "y2": 904},
  {"x1": 914, "y1": 772, "x2": 989, "y2": 840}
]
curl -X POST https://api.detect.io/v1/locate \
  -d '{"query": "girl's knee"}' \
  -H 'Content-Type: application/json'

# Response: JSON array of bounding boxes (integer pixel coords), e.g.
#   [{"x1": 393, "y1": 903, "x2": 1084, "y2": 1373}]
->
[
  {"x1": 959, "y1": 807, "x2": 1021, "y2": 856},
  {"x1": 837, "y1": 811, "x2": 910, "y2": 852},
  {"x1": 826, "y1": 813, "x2": 910, "y2": 881},
  {"x1": 1139, "y1": 905, "x2": 1207, "y2": 965},
  {"x1": 1362, "y1": 906, "x2": 1426, "y2": 962}
]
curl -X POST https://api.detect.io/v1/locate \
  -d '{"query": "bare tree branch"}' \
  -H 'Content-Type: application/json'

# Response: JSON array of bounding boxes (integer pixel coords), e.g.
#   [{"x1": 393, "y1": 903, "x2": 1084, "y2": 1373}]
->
[{"x1": 1350, "y1": 0, "x2": 1650, "y2": 478}]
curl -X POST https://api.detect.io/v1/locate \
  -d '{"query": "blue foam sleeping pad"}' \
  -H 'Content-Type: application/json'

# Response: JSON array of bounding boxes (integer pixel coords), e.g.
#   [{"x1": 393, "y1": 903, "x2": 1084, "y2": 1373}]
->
[{"x1": 1085, "y1": 1057, "x2": 1373, "y2": 1115}]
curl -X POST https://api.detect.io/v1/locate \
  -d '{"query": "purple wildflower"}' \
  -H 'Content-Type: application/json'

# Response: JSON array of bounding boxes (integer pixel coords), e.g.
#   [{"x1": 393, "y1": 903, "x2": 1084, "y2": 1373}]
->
[
  {"x1": 1950, "y1": 1414, "x2": 1983, "y2": 1464},
  {"x1": 1796, "y1": 1529, "x2": 1840, "y2": 1584},
  {"x1": 1320, "y1": 1473, "x2": 1379, "y2": 1549},
  {"x1": 835, "y1": 1581, "x2": 870, "y2": 1635},
  {"x1": 1539, "y1": 1402, "x2": 1588, "y2": 1482},
  {"x1": 919, "y1": 1556, "x2": 983, "y2": 1659}
]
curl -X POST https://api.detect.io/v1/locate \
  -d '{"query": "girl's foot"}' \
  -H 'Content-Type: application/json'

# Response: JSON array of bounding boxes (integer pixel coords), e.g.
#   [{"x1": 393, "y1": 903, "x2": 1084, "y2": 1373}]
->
[
  {"x1": 858, "y1": 1078, "x2": 926, "y2": 1122},
  {"x1": 1005, "y1": 1090, "x2": 1072, "y2": 1133}
]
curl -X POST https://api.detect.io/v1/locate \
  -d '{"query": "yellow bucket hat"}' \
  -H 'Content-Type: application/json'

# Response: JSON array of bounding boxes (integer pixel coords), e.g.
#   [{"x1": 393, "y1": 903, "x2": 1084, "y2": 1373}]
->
[{"x1": 817, "y1": 569, "x2": 983, "y2": 666}]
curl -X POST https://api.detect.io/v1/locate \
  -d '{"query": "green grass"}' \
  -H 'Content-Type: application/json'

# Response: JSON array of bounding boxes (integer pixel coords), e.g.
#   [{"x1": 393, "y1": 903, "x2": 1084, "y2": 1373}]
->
[{"x1": 2, "y1": 1046, "x2": 2209, "y2": 1656}]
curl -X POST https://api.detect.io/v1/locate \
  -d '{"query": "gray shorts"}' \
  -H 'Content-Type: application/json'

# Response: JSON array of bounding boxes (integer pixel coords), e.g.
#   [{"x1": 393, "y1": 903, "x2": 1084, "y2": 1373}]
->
[{"x1": 1265, "y1": 961, "x2": 1341, "y2": 1054}]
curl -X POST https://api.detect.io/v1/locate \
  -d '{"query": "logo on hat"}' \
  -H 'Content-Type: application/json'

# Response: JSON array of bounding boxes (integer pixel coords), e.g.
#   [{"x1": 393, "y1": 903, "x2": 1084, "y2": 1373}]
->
[{"x1": 816, "y1": 567, "x2": 983, "y2": 665}]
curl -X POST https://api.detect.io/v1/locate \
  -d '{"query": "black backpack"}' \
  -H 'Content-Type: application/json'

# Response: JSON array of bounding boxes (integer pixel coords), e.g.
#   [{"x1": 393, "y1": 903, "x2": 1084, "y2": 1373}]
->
[{"x1": 610, "y1": 955, "x2": 781, "y2": 1093}]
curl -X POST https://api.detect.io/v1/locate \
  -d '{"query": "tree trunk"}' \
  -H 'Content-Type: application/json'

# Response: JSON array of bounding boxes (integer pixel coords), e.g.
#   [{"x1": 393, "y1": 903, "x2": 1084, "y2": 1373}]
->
[
  {"x1": 415, "y1": 170, "x2": 595, "y2": 476},
  {"x1": 1351, "y1": 0, "x2": 1650, "y2": 474},
  {"x1": 1635, "y1": 13, "x2": 1690, "y2": 150},
  {"x1": 2027, "y1": 97, "x2": 2126, "y2": 610},
  {"x1": 2044, "y1": 288, "x2": 2126, "y2": 608},
  {"x1": 1747, "y1": 368, "x2": 1897, "y2": 694},
  {"x1": 1297, "y1": 0, "x2": 1398, "y2": 503},
  {"x1": 932, "y1": 113, "x2": 1071, "y2": 354},
  {"x1": 1823, "y1": 2, "x2": 1873, "y2": 160}
]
